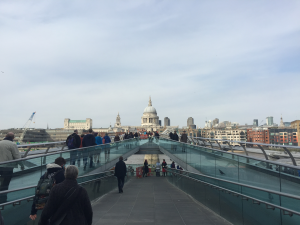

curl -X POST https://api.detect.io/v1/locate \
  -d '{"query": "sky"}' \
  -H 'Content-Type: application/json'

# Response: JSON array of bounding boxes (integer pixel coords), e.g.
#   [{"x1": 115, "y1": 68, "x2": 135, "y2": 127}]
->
[{"x1": 0, "y1": 0, "x2": 300, "y2": 129}]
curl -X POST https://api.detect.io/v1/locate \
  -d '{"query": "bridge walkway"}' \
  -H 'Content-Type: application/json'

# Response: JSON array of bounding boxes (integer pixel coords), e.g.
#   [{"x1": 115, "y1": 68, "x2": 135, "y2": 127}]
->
[{"x1": 92, "y1": 176, "x2": 231, "y2": 225}]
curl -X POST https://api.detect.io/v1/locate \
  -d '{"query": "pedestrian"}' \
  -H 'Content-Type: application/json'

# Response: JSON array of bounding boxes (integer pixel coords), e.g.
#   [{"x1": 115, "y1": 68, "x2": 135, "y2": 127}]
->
[
  {"x1": 162, "y1": 159, "x2": 167, "y2": 177},
  {"x1": 129, "y1": 132, "x2": 134, "y2": 139},
  {"x1": 114, "y1": 134, "x2": 120, "y2": 142},
  {"x1": 143, "y1": 159, "x2": 149, "y2": 177},
  {"x1": 114, "y1": 134, "x2": 120, "y2": 150},
  {"x1": 94, "y1": 133, "x2": 102, "y2": 164},
  {"x1": 66, "y1": 130, "x2": 81, "y2": 165},
  {"x1": 38, "y1": 165, "x2": 93, "y2": 225},
  {"x1": 30, "y1": 157, "x2": 66, "y2": 221},
  {"x1": 134, "y1": 132, "x2": 138, "y2": 138},
  {"x1": 114, "y1": 156, "x2": 127, "y2": 193},
  {"x1": 0, "y1": 132, "x2": 24, "y2": 203},
  {"x1": 95, "y1": 133, "x2": 102, "y2": 145},
  {"x1": 79, "y1": 134, "x2": 85, "y2": 168},
  {"x1": 155, "y1": 161, "x2": 161, "y2": 177},
  {"x1": 172, "y1": 131, "x2": 179, "y2": 151},
  {"x1": 180, "y1": 131, "x2": 188, "y2": 152},
  {"x1": 82, "y1": 129, "x2": 96, "y2": 169},
  {"x1": 154, "y1": 131, "x2": 159, "y2": 142},
  {"x1": 176, "y1": 165, "x2": 183, "y2": 170},
  {"x1": 171, "y1": 161, "x2": 175, "y2": 169},
  {"x1": 79, "y1": 134, "x2": 84, "y2": 148},
  {"x1": 169, "y1": 131, "x2": 173, "y2": 140},
  {"x1": 103, "y1": 133, "x2": 111, "y2": 144}
]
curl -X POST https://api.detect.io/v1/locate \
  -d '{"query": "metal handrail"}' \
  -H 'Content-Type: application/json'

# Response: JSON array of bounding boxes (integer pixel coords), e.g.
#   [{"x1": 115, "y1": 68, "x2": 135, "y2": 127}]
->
[
  {"x1": 194, "y1": 137, "x2": 300, "y2": 149},
  {"x1": 0, "y1": 137, "x2": 139, "y2": 165},
  {"x1": 0, "y1": 171, "x2": 112, "y2": 195},
  {"x1": 0, "y1": 172, "x2": 116, "y2": 209},
  {"x1": 194, "y1": 137, "x2": 298, "y2": 166},
  {"x1": 167, "y1": 169, "x2": 300, "y2": 200},
  {"x1": 159, "y1": 137, "x2": 300, "y2": 169},
  {"x1": 167, "y1": 169, "x2": 300, "y2": 217},
  {"x1": 17, "y1": 141, "x2": 65, "y2": 148}
]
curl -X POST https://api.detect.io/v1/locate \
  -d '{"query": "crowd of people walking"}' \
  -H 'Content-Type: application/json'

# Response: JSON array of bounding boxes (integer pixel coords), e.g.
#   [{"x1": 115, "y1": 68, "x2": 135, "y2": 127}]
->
[
  {"x1": 169, "y1": 130, "x2": 188, "y2": 152},
  {"x1": 66, "y1": 129, "x2": 113, "y2": 170}
]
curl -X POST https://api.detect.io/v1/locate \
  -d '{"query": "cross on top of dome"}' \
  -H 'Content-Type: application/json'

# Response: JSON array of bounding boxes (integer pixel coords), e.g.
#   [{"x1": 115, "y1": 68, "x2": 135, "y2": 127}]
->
[
  {"x1": 144, "y1": 97, "x2": 157, "y2": 114},
  {"x1": 148, "y1": 96, "x2": 152, "y2": 106}
]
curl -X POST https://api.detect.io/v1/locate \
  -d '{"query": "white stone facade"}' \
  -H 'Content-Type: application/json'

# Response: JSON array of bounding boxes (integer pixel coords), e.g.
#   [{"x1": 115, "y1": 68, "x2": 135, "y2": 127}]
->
[
  {"x1": 141, "y1": 97, "x2": 160, "y2": 128},
  {"x1": 64, "y1": 118, "x2": 92, "y2": 130}
]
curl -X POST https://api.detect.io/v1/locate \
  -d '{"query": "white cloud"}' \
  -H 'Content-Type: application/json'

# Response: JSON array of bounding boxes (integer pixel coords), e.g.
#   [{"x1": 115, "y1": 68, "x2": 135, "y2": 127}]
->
[{"x1": 0, "y1": 0, "x2": 299, "y2": 129}]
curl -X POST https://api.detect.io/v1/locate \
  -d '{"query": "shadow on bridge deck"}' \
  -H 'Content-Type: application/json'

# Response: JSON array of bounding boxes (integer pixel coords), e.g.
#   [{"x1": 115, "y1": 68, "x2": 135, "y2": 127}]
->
[{"x1": 92, "y1": 177, "x2": 231, "y2": 225}]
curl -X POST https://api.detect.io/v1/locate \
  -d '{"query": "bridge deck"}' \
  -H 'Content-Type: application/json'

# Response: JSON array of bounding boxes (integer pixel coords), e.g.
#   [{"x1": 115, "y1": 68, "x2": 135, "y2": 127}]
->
[{"x1": 92, "y1": 176, "x2": 231, "y2": 225}]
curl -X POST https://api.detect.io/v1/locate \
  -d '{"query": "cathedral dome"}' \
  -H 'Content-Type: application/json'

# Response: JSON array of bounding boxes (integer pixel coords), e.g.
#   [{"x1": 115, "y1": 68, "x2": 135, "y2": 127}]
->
[
  {"x1": 143, "y1": 97, "x2": 157, "y2": 114},
  {"x1": 144, "y1": 106, "x2": 157, "y2": 114}
]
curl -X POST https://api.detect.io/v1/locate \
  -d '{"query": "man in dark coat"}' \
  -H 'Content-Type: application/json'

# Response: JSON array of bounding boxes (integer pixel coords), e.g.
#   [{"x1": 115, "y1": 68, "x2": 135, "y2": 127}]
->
[
  {"x1": 66, "y1": 130, "x2": 81, "y2": 165},
  {"x1": 38, "y1": 165, "x2": 93, "y2": 225},
  {"x1": 169, "y1": 132, "x2": 173, "y2": 139},
  {"x1": 114, "y1": 156, "x2": 127, "y2": 193},
  {"x1": 180, "y1": 131, "x2": 188, "y2": 152},
  {"x1": 171, "y1": 131, "x2": 179, "y2": 151},
  {"x1": 82, "y1": 129, "x2": 96, "y2": 169}
]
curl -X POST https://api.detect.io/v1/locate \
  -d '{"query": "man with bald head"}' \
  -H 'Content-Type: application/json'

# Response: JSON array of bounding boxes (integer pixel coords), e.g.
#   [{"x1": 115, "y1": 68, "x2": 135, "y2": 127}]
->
[{"x1": 0, "y1": 132, "x2": 23, "y2": 203}]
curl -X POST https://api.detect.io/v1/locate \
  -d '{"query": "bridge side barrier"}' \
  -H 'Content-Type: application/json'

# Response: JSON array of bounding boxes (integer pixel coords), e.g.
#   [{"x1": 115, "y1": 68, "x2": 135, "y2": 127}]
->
[
  {"x1": 0, "y1": 138, "x2": 143, "y2": 204},
  {"x1": 0, "y1": 171, "x2": 133, "y2": 225},
  {"x1": 158, "y1": 138, "x2": 300, "y2": 196},
  {"x1": 192, "y1": 137, "x2": 299, "y2": 166},
  {"x1": 166, "y1": 168, "x2": 300, "y2": 225}
]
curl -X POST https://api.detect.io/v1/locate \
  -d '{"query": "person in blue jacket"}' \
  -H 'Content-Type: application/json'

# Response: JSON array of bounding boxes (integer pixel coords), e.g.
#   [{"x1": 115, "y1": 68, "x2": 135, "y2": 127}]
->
[
  {"x1": 103, "y1": 133, "x2": 111, "y2": 162},
  {"x1": 94, "y1": 133, "x2": 102, "y2": 164},
  {"x1": 103, "y1": 133, "x2": 111, "y2": 144},
  {"x1": 95, "y1": 133, "x2": 102, "y2": 145}
]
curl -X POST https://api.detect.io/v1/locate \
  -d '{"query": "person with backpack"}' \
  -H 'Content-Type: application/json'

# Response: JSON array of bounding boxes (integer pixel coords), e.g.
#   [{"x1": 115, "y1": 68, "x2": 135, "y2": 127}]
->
[
  {"x1": 66, "y1": 130, "x2": 81, "y2": 165},
  {"x1": 38, "y1": 165, "x2": 93, "y2": 225},
  {"x1": 29, "y1": 157, "x2": 66, "y2": 221},
  {"x1": 82, "y1": 129, "x2": 96, "y2": 169}
]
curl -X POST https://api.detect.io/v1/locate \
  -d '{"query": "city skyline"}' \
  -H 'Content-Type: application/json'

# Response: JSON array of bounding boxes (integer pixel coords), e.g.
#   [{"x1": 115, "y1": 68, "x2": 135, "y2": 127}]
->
[{"x1": 0, "y1": 1, "x2": 299, "y2": 129}]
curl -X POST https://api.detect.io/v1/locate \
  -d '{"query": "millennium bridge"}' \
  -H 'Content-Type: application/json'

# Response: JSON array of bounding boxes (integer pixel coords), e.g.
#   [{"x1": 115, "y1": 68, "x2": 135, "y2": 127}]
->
[{"x1": 0, "y1": 136, "x2": 299, "y2": 225}]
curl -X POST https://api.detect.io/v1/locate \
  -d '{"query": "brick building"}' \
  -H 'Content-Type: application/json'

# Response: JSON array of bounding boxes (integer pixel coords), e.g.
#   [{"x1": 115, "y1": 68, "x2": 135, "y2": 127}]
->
[
  {"x1": 291, "y1": 120, "x2": 300, "y2": 146},
  {"x1": 247, "y1": 128, "x2": 270, "y2": 144},
  {"x1": 269, "y1": 128, "x2": 298, "y2": 146}
]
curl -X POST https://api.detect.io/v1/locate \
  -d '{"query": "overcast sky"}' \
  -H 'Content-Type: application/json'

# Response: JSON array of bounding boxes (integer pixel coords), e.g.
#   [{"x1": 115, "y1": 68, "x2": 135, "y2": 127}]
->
[{"x1": 0, "y1": 0, "x2": 299, "y2": 129}]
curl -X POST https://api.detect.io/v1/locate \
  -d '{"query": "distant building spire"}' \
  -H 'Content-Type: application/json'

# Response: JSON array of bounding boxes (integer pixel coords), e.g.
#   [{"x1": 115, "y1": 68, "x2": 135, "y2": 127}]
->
[
  {"x1": 47, "y1": 123, "x2": 49, "y2": 129},
  {"x1": 148, "y1": 96, "x2": 152, "y2": 106},
  {"x1": 279, "y1": 114, "x2": 284, "y2": 128}
]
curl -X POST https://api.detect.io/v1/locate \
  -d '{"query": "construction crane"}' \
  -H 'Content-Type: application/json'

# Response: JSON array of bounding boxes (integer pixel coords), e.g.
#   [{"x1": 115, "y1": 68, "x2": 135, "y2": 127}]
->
[
  {"x1": 259, "y1": 120, "x2": 264, "y2": 126},
  {"x1": 19, "y1": 112, "x2": 36, "y2": 143}
]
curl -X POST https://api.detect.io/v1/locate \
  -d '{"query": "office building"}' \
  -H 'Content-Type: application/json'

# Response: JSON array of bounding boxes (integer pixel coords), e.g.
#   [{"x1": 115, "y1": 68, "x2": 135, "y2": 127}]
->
[
  {"x1": 213, "y1": 118, "x2": 219, "y2": 126},
  {"x1": 187, "y1": 117, "x2": 194, "y2": 126},
  {"x1": 253, "y1": 119, "x2": 258, "y2": 127},
  {"x1": 164, "y1": 117, "x2": 170, "y2": 127},
  {"x1": 266, "y1": 116, "x2": 273, "y2": 126}
]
